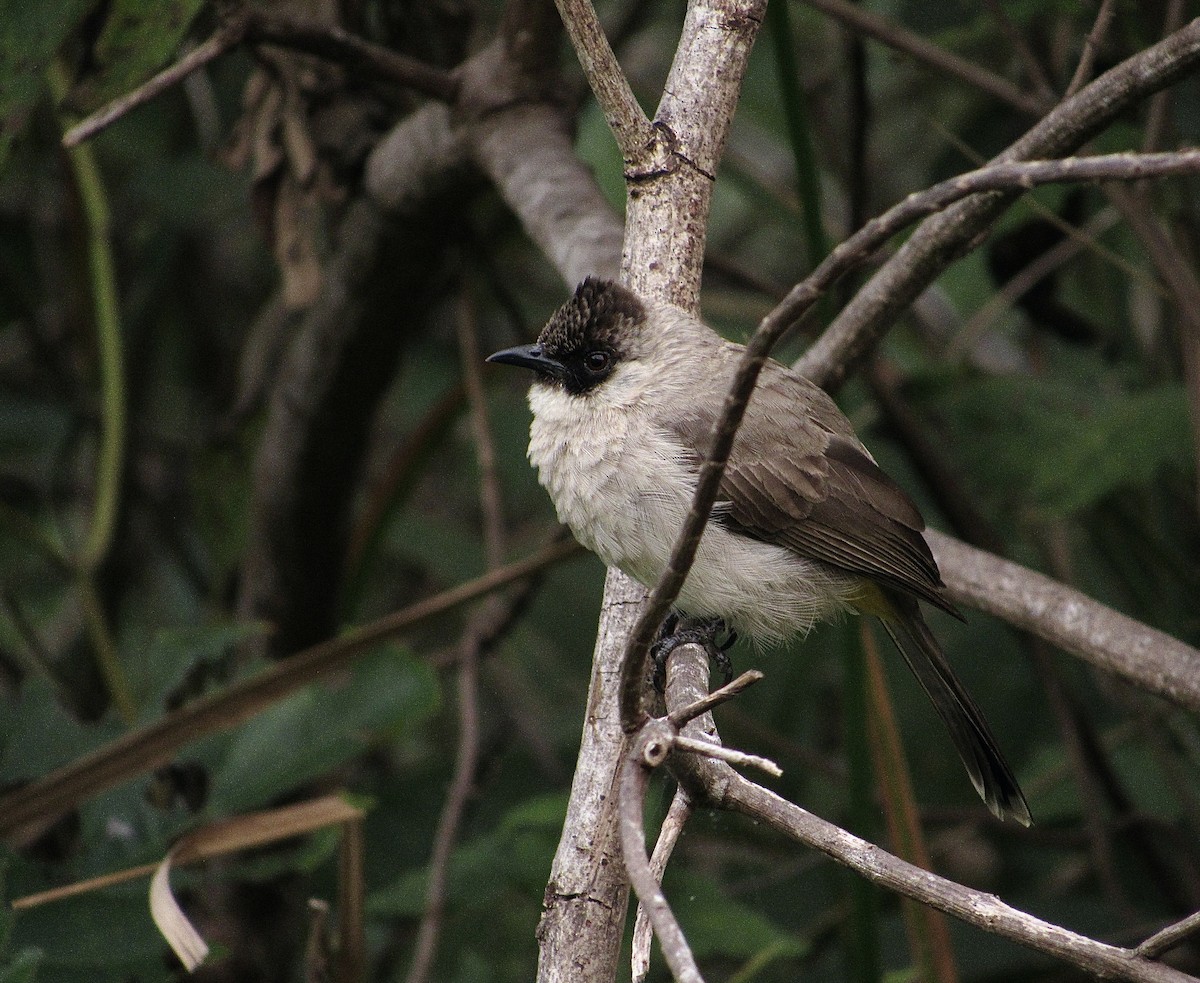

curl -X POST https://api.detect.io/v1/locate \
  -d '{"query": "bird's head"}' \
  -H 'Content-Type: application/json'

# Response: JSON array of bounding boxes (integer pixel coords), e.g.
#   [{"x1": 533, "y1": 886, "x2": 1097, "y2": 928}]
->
[{"x1": 487, "y1": 278, "x2": 648, "y2": 396}]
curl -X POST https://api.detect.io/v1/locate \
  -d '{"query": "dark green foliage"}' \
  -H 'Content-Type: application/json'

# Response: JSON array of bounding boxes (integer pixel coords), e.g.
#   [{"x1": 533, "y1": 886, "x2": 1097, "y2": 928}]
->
[{"x1": 1, "y1": 0, "x2": 1199, "y2": 981}]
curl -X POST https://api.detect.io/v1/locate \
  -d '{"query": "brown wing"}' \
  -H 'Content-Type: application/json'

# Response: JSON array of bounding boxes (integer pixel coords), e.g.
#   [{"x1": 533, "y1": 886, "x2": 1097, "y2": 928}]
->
[{"x1": 670, "y1": 357, "x2": 958, "y2": 616}]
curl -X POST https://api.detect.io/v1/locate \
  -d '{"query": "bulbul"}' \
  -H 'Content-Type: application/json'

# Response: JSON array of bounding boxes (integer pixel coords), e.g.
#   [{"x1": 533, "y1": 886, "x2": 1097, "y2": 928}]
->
[{"x1": 489, "y1": 277, "x2": 1031, "y2": 825}]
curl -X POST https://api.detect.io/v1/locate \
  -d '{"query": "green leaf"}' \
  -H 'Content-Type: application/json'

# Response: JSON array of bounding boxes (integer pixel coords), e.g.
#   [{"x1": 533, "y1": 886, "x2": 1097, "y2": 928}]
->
[
  {"x1": 0, "y1": 948, "x2": 43, "y2": 983},
  {"x1": 7, "y1": 887, "x2": 163, "y2": 978},
  {"x1": 76, "y1": 0, "x2": 204, "y2": 109},
  {"x1": 209, "y1": 645, "x2": 439, "y2": 813},
  {"x1": 367, "y1": 794, "x2": 567, "y2": 918},
  {"x1": 0, "y1": 0, "x2": 93, "y2": 161},
  {"x1": 923, "y1": 376, "x2": 1192, "y2": 517},
  {"x1": 1028, "y1": 386, "x2": 1192, "y2": 515},
  {"x1": 0, "y1": 677, "x2": 121, "y2": 785},
  {"x1": 125, "y1": 620, "x2": 270, "y2": 725},
  {"x1": 664, "y1": 868, "x2": 808, "y2": 964}
]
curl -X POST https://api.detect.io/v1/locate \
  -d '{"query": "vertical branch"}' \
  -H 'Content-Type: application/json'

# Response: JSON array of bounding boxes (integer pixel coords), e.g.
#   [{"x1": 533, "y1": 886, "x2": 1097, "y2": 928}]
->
[
  {"x1": 1065, "y1": 0, "x2": 1118, "y2": 97},
  {"x1": 405, "y1": 288, "x2": 500, "y2": 983},
  {"x1": 47, "y1": 61, "x2": 135, "y2": 725}
]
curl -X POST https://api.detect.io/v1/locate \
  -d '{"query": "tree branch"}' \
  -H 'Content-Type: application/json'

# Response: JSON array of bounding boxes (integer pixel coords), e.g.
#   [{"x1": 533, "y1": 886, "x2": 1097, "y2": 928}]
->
[
  {"x1": 707, "y1": 767, "x2": 1200, "y2": 983},
  {"x1": 0, "y1": 537, "x2": 582, "y2": 842},
  {"x1": 798, "y1": 17, "x2": 1200, "y2": 391},
  {"x1": 62, "y1": 12, "x2": 459, "y2": 148},
  {"x1": 926, "y1": 530, "x2": 1200, "y2": 713},
  {"x1": 553, "y1": 0, "x2": 655, "y2": 160}
]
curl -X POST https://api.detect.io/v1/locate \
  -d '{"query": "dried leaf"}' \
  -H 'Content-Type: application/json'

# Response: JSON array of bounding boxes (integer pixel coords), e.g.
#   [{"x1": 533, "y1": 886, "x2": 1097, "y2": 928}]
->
[{"x1": 151, "y1": 796, "x2": 364, "y2": 970}]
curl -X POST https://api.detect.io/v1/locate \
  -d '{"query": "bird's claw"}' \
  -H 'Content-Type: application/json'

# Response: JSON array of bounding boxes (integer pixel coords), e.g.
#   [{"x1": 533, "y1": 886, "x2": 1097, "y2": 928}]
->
[{"x1": 651, "y1": 615, "x2": 737, "y2": 691}]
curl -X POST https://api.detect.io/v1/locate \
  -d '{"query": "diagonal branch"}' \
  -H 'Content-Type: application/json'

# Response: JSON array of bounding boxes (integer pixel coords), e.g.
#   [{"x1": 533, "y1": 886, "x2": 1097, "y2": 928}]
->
[
  {"x1": 798, "y1": 17, "x2": 1200, "y2": 391},
  {"x1": 802, "y1": 0, "x2": 1044, "y2": 115},
  {"x1": 926, "y1": 530, "x2": 1200, "y2": 712},
  {"x1": 62, "y1": 11, "x2": 459, "y2": 148},
  {"x1": 553, "y1": 0, "x2": 655, "y2": 159},
  {"x1": 0, "y1": 537, "x2": 581, "y2": 842},
  {"x1": 708, "y1": 766, "x2": 1200, "y2": 983}
]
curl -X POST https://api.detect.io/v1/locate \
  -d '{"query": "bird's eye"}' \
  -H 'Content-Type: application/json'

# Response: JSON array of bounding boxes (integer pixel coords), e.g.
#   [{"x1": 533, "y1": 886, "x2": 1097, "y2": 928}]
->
[{"x1": 583, "y1": 350, "x2": 611, "y2": 373}]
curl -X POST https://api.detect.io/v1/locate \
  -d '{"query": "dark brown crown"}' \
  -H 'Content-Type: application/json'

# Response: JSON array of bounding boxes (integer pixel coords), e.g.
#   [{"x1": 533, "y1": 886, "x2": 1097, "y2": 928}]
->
[{"x1": 537, "y1": 278, "x2": 647, "y2": 357}]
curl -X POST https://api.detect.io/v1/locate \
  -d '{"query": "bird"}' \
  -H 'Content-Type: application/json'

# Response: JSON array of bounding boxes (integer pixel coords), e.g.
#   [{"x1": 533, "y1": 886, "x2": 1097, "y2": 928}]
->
[{"x1": 488, "y1": 277, "x2": 1031, "y2": 825}]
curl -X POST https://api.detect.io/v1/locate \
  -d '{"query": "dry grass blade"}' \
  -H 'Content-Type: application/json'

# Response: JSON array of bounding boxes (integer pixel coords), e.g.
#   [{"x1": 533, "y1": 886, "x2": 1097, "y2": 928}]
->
[
  {"x1": 0, "y1": 537, "x2": 581, "y2": 842},
  {"x1": 12, "y1": 796, "x2": 365, "y2": 973},
  {"x1": 152, "y1": 797, "x2": 365, "y2": 971},
  {"x1": 863, "y1": 628, "x2": 960, "y2": 983}
]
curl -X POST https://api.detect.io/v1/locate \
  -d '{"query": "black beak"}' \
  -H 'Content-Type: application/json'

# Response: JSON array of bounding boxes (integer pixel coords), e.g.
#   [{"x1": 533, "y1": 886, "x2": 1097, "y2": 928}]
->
[{"x1": 486, "y1": 344, "x2": 565, "y2": 378}]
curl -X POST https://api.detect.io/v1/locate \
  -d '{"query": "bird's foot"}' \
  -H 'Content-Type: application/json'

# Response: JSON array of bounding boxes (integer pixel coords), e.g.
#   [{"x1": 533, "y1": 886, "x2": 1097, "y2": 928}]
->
[{"x1": 651, "y1": 615, "x2": 738, "y2": 691}]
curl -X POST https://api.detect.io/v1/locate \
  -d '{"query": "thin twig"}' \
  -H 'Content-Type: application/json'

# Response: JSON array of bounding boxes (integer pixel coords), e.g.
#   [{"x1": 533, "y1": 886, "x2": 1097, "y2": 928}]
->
[
  {"x1": 952, "y1": 207, "x2": 1122, "y2": 358},
  {"x1": 632, "y1": 788, "x2": 693, "y2": 983},
  {"x1": 62, "y1": 22, "x2": 246, "y2": 147},
  {"x1": 404, "y1": 640, "x2": 481, "y2": 983},
  {"x1": 405, "y1": 289, "x2": 498, "y2": 983},
  {"x1": 708, "y1": 767, "x2": 1200, "y2": 983},
  {"x1": 552, "y1": 0, "x2": 655, "y2": 160},
  {"x1": 0, "y1": 536, "x2": 582, "y2": 841},
  {"x1": 1136, "y1": 910, "x2": 1200, "y2": 959},
  {"x1": 245, "y1": 15, "x2": 459, "y2": 101},
  {"x1": 799, "y1": 20, "x2": 1200, "y2": 392},
  {"x1": 667, "y1": 670, "x2": 764, "y2": 729},
  {"x1": 456, "y1": 290, "x2": 506, "y2": 569},
  {"x1": 802, "y1": 0, "x2": 1044, "y2": 116},
  {"x1": 1065, "y1": 0, "x2": 1118, "y2": 98},
  {"x1": 618, "y1": 147, "x2": 1200, "y2": 726},
  {"x1": 673, "y1": 735, "x2": 782, "y2": 777},
  {"x1": 62, "y1": 12, "x2": 459, "y2": 149},
  {"x1": 619, "y1": 723, "x2": 706, "y2": 983}
]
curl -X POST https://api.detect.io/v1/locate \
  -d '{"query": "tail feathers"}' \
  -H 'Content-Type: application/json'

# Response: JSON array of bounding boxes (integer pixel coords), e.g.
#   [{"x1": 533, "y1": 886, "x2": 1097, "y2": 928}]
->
[{"x1": 879, "y1": 599, "x2": 1032, "y2": 826}]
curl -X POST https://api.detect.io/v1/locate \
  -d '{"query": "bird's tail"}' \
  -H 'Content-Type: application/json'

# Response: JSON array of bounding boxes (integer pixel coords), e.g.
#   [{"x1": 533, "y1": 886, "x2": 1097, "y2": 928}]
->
[{"x1": 878, "y1": 594, "x2": 1032, "y2": 826}]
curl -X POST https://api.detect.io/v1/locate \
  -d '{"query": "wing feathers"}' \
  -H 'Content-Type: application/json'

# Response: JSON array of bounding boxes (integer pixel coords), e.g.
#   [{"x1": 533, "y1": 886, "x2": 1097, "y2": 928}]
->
[{"x1": 672, "y1": 357, "x2": 957, "y2": 615}]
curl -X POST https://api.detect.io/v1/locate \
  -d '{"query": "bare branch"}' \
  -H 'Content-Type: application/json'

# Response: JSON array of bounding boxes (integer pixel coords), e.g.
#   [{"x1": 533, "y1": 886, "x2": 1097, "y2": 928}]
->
[
  {"x1": 62, "y1": 12, "x2": 459, "y2": 148},
  {"x1": 0, "y1": 536, "x2": 582, "y2": 842},
  {"x1": 668, "y1": 669, "x2": 764, "y2": 729},
  {"x1": 622, "y1": 0, "x2": 768, "y2": 307},
  {"x1": 799, "y1": 18, "x2": 1200, "y2": 391},
  {"x1": 405, "y1": 290, "x2": 502, "y2": 983},
  {"x1": 802, "y1": 0, "x2": 1044, "y2": 116},
  {"x1": 619, "y1": 722, "x2": 706, "y2": 983},
  {"x1": 926, "y1": 530, "x2": 1200, "y2": 713},
  {"x1": 553, "y1": 0, "x2": 655, "y2": 159},
  {"x1": 1137, "y1": 910, "x2": 1200, "y2": 960},
  {"x1": 953, "y1": 207, "x2": 1123, "y2": 357},
  {"x1": 674, "y1": 734, "x2": 782, "y2": 776},
  {"x1": 704, "y1": 768, "x2": 1200, "y2": 983},
  {"x1": 244, "y1": 15, "x2": 459, "y2": 100},
  {"x1": 632, "y1": 788, "x2": 693, "y2": 983},
  {"x1": 62, "y1": 22, "x2": 246, "y2": 147}
]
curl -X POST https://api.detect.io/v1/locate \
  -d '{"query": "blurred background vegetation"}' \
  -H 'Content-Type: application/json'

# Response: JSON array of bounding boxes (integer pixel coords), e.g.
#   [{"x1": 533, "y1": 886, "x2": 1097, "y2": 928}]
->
[{"x1": 1, "y1": 0, "x2": 1199, "y2": 980}]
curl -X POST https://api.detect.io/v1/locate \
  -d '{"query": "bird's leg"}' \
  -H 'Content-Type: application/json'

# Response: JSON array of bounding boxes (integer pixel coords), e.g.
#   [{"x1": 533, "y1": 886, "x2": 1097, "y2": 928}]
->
[{"x1": 651, "y1": 614, "x2": 737, "y2": 691}]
